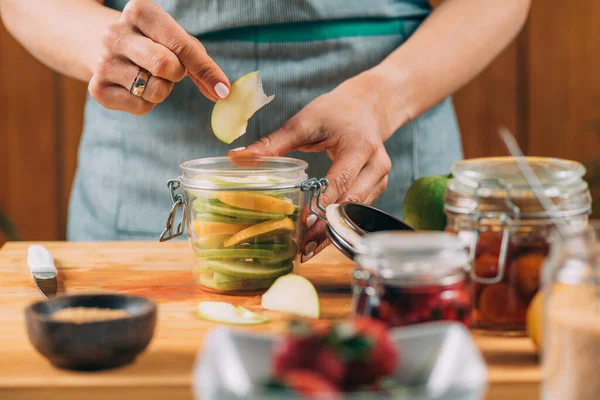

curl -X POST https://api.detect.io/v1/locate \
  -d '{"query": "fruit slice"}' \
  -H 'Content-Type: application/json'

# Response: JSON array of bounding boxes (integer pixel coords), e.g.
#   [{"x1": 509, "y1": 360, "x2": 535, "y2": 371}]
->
[
  {"x1": 207, "y1": 260, "x2": 293, "y2": 279},
  {"x1": 192, "y1": 220, "x2": 250, "y2": 237},
  {"x1": 194, "y1": 233, "x2": 232, "y2": 250},
  {"x1": 218, "y1": 192, "x2": 295, "y2": 215},
  {"x1": 195, "y1": 200, "x2": 286, "y2": 220},
  {"x1": 197, "y1": 301, "x2": 268, "y2": 325},
  {"x1": 194, "y1": 211, "x2": 259, "y2": 225},
  {"x1": 259, "y1": 237, "x2": 298, "y2": 266},
  {"x1": 224, "y1": 218, "x2": 295, "y2": 247},
  {"x1": 195, "y1": 248, "x2": 275, "y2": 259},
  {"x1": 207, "y1": 175, "x2": 283, "y2": 188},
  {"x1": 199, "y1": 274, "x2": 277, "y2": 291},
  {"x1": 213, "y1": 271, "x2": 243, "y2": 284},
  {"x1": 211, "y1": 71, "x2": 274, "y2": 144},
  {"x1": 526, "y1": 291, "x2": 543, "y2": 349},
  {"x1": 514, "y1": 253, "x2": 544, "y2": 298},
  {"x1": 479, "y1": 283, "x2": 526, "y2": 324},
  {"x1": 261, "y1": 274, "x2": 320, "y2": 318}
]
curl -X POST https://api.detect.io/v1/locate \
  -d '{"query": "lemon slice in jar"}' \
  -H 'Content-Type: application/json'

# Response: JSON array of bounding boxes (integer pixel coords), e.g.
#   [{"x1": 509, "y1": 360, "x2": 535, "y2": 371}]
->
[{"x1": 211, "y1": 71, "x2": 274, "y2": 144}]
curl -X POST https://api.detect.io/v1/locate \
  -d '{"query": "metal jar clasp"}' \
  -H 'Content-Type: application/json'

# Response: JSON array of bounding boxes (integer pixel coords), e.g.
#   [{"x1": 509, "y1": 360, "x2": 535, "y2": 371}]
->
[
  {"x1": 300, "y1": 177, "x2": 329, "y2": 221},
  {"x1": 469, "y1": 179, "x2": 521, "y2": 284},
  {"x1": 159, "y1": 179, "x2": 187, "y2": 242}
]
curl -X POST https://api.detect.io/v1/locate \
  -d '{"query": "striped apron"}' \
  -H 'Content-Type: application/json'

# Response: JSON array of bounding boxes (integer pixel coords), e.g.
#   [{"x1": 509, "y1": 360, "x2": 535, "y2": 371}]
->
[{"x1": 67, "y1": 0, "x2": 463, "y2": 240}]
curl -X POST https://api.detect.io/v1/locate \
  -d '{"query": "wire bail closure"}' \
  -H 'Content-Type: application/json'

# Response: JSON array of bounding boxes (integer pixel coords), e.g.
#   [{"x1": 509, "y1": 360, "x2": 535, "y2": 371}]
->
[
  {"x1": 300, "y1": 177, "x2": 329, "y2": 221},
  {"x1": 159, "y1": 179, "x2": 187, "y2": 242},
  {"x1": 469, "y1": 179, "x2": 521, "y2": 284}
]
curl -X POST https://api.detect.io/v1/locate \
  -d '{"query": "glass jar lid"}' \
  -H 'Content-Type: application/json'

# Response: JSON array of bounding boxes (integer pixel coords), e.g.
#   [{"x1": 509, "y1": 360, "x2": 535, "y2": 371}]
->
[
  {"x1": 444, "y1": 157, "x2": 590, "y2": 218},
  {"x1": 178, "y1": 156, "x2": 308, "y2": 190},
  {"x1": 354, "y1": 232, "x2": 468, "y2": 287}
]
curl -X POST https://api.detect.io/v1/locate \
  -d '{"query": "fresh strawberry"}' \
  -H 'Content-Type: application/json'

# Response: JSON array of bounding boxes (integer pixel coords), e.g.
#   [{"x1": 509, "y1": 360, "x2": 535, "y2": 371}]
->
[
  {"x1": 272, "y1": 336, "x2": 321, "y2": 377},
  {"x1": 314, "y1": 348, "x2": 346, "y2": 385},
  {"x1": 343, "y1": 317, "x2": 398, "y2": 386},
  {"x1": 282, "y1": 369, "x2": 342, "y2": 399}
]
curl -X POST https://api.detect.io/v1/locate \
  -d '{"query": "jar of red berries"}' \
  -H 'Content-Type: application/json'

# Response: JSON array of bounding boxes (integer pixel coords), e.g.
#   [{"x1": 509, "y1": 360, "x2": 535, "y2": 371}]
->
[
  {"x1": 444, "y1": 157, "x2": 591, "y2": 335},
  {"x1": 352, "y1": 232, "x2": 471, "y2": 328}
]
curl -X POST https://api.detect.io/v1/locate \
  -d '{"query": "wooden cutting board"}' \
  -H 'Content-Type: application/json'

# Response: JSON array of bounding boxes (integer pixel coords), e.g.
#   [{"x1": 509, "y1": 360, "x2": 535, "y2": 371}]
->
[{"x1": 0, "y1": 242, "x2": 539, "y2": 400}]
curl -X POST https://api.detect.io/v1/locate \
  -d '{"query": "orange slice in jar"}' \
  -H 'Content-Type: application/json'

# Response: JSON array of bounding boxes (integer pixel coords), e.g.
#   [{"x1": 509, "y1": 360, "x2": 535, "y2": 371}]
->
[
  {"x1": 192, "y1": 220, "x2": 250, "y2": 238},
  {"x1": 217, "y1": 192, "x2": 295, "y2": 215},
  {"x1": 224, "y1": 218, "x2": 295, "y2": 247}
]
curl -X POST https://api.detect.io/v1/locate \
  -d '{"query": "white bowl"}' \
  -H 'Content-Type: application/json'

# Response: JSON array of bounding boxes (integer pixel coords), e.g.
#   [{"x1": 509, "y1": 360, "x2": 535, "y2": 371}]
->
[{"x1": 193, "y1": 321, "x2": 488, "y2": 400}]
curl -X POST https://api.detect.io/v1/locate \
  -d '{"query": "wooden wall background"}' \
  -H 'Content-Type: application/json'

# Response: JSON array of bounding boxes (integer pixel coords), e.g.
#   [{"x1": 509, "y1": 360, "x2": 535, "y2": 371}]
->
[{"x1": 1, "y1": 0, "x2": 599, "y2": 244}]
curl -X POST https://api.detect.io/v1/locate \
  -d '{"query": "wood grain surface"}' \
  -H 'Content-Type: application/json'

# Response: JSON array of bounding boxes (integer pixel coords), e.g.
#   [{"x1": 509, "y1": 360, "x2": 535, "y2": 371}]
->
[
  {"x1": 2, "y1": 0, "x2": 600, "y2": 246},
  {"x1": 0, "y1": 242, "x2": 539, "y2": 400}
]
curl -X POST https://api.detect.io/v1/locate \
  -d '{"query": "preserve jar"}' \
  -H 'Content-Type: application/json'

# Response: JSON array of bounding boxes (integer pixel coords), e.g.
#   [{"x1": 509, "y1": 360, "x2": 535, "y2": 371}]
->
[
  {"x1": 444, "y1": 157, "x2": 591, "y2": 335},
  {"x1": 352, "y1": 232, "x2": 471, "y2": 328},
  {"x1": 542, "y1": 225, "x2": 600, "y2": 400},
  {"x1": 160, "y1": 157, "x2": 307, "y2": 293}
]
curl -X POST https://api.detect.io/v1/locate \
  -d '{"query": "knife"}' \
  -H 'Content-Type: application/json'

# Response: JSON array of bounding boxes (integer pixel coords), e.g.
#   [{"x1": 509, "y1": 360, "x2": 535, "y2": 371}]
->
[{"x1": 27, "y1": 245, "x2": 58, "y2": 298}]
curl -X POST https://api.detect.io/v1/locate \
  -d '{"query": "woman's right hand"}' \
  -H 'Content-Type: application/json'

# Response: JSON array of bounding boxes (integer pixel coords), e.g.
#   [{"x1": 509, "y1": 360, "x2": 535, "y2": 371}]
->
[{"x1": 89, "y1": 0, "x2": 230, "y2": 115}]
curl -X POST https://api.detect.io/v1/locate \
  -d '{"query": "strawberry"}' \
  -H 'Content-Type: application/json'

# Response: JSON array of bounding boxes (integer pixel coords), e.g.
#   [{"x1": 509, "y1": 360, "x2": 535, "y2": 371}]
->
[
  {"x1": 272, "y1": 336, "x2": 321, "y2": 377},
  {"x1": 314, "y1": 348, "x2": 346, "y2": 385},
  {"x1": 282, "y1": 369, "x2": 342, "y2": 399},
  {"x1": 343, "y1": 317, "x2": 398, "y2": 386}
]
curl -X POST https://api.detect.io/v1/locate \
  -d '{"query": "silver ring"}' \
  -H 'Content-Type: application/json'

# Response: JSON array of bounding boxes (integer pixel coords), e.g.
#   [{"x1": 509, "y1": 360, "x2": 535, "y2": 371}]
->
[{"x1": 129, "y1": 68, "x2": 151, "y2": 97}]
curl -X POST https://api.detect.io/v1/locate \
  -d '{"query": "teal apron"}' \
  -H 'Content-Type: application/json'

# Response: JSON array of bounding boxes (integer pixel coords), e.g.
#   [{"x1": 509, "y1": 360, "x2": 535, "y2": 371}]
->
[{"x1": 67, "y1": 0, "x2": 463, "y2": 240}]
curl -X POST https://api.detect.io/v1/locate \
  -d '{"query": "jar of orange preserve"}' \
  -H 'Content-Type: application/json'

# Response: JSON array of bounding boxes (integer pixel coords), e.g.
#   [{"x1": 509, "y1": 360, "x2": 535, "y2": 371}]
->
[{"x1": 443, "y1": 157, "x2": 591, "y2": 335}]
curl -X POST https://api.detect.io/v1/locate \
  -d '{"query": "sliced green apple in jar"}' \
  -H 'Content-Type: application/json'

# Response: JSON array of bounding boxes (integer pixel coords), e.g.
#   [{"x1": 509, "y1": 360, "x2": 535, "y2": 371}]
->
[
  {"x1": 194, "y1": 211, "x2": 261, "y2": 226},
  {"x1": 206, "y1": 260, "x2": 293, "y2": 279},
  {"x1": 198, "y1": 273, "x2": 276, "y2": 291},
  {"x1": 258, "y1": 236, "x2": 298, "y2": 266},
  {"x1": 195, "y1": 199, "x2": 287, "y2": 220},
  {"x1": 194, "y1": 233, "x2": 232, "y2": 250},
  {"x1": 195, "y1": 248, "x2": 275, "y2": 259}
]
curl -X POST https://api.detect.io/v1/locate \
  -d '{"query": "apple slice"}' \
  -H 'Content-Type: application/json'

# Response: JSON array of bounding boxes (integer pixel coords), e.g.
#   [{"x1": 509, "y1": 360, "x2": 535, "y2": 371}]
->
[
  {"x1": 197, "y1": 301, "x2": 269, "y2": 325},
  {"x1": 211, "y1": 71, "x2": 274, "y2": 144},
  {"x1": 261, "y1": 274, "x2": 320, "y2": 318}
]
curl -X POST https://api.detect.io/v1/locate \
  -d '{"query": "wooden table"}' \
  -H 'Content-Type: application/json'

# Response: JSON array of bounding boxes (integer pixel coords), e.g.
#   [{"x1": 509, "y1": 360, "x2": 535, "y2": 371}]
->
[{"x1": 0, "y1": 242, "x2": 540, "y2": 400}]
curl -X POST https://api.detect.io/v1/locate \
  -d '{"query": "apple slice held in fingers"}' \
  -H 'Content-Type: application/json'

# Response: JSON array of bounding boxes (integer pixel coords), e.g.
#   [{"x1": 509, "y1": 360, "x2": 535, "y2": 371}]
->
[{"x1": 211, "y1": 71, "x2": 274, "y2": 144}]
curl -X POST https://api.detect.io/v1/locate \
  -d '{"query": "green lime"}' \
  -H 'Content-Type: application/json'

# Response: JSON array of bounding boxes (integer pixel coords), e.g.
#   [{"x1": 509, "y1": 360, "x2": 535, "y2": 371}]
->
[{"x1": 402, "y1": 175, "x2": 450, "y2": 231}]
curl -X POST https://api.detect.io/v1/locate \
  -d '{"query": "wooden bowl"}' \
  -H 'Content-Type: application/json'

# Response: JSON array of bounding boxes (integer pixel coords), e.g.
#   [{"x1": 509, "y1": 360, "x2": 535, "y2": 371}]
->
[{"x1": 25, "y1": 294, "x2": 157, "y2": 371}]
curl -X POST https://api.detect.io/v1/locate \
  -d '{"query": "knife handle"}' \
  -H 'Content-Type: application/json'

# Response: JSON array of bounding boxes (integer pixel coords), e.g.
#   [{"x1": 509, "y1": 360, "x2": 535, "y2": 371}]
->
[{"x1": 27, "y1": 245, "x2": 57, "y2": 274}]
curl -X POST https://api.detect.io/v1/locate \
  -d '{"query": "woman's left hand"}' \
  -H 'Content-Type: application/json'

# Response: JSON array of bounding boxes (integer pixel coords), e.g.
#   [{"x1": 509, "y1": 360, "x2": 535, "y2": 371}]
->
[{"x1": 229, "y1": 70, "x2": 394, "y2": 259}]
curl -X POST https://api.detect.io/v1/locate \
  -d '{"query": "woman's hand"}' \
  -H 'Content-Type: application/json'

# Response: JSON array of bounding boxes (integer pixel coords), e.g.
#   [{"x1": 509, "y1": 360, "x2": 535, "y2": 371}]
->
[
  {"x1": 89, "y1": 0, "x2": 230, "y2": 115},
  {"x1": 229, "y1": 70, "x2": 394, "y2": 259}
]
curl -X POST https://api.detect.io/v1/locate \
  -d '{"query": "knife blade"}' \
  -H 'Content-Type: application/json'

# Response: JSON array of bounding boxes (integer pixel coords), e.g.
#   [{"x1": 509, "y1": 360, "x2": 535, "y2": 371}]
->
[{"x1": 27, "y1": 245, "x2": 58, "y2": 298}]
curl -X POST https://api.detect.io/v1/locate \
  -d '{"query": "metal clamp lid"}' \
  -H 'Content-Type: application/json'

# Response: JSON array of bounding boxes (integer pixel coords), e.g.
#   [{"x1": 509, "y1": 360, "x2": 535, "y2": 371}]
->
[
  {"x1": 159, "y1": 179, "x2": 187, "y2": 242},
  {"x1": 468, "y1": 179, "x2": 520, "y2": 284},
  {"x1": 301, "y1": 178, "x2": 413, "y2": 260}
]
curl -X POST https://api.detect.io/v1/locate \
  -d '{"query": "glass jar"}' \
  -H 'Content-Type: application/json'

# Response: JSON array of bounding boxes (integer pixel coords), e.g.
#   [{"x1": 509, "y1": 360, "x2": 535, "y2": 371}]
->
[
  {"x1": 542, "y1": 226, "x2": 600, "y2": 400},
  {"x1": 352, "y1": 232, "x2": 471, "y2": 328},
  {"x1": 444, "y1": 157, "x2": 591, "y2": 335},
  {"x1": 160, "y1": 157, "x2": 307, "y2": 293}
]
